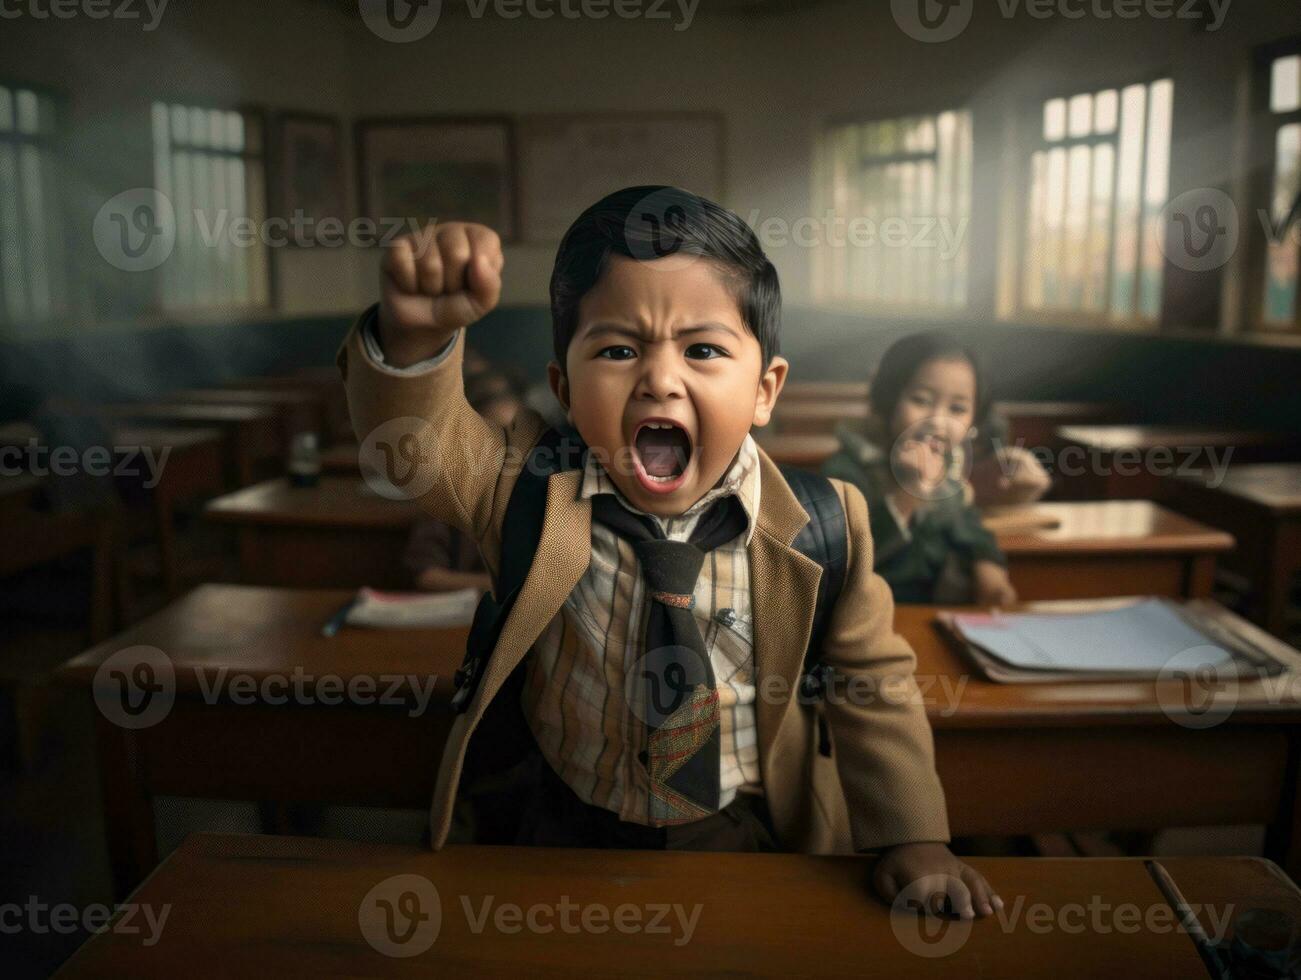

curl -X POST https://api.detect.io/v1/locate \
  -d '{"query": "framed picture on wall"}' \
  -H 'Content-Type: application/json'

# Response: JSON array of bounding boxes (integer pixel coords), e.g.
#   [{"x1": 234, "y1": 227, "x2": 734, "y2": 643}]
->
[
  {"x1": 517, "y1": 112, "x2": 725, "y2": 242},
  {"x1": 356, "y1": 116, "x2": 516, "y2": 242},
  {"x1": 274, "y1": 112, "x2": 347, "y2": 245}
]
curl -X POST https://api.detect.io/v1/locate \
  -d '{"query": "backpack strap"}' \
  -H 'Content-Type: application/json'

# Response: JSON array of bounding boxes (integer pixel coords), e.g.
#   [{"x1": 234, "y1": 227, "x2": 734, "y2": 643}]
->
[
  {"x1": 450, "y1": 427, "x2": 585, "y2": 713},
  {"x1": 780, "y1": 466, "x2": 849, "y2": 702}
]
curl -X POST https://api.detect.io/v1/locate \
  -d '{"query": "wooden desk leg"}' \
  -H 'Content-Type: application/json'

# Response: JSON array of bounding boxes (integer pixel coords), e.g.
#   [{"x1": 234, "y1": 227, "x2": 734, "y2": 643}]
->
[
  {"x1": 89, "y1": 515, "x2": 115, "y2": 643},
  {"x1": 1186, "y1": 555, "x2": 1217, "y2": 599},
  {"x1": 154, "y1": 486, "x2": 180, "y2": 599},
  {"x1": 1266, "y1": 732, "x2": 1301, "y2": 882},
  {"x1": 1263, "y1": 527, "x2": 1300, "y2": 638},
  {"x1": 93, "y1": 711, "x2": 158, "y2": 900}
]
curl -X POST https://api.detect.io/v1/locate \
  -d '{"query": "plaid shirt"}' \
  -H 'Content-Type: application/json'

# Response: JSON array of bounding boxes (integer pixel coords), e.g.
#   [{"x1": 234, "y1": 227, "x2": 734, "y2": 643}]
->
[{"x1": 521, "y1": 434, "x2": 763, "y2": 826}]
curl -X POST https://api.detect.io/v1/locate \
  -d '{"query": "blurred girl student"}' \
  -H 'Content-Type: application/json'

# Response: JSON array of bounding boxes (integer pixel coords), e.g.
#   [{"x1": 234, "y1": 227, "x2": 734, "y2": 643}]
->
[{"x1": 821, "y1": 331, "x2": 1019, "y2": 607}]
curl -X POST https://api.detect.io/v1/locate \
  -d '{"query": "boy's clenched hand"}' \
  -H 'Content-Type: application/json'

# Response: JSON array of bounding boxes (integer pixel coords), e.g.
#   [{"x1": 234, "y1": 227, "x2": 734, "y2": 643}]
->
[{"x1": 378, "y1": 222, "x2": 505, "y2": 368}]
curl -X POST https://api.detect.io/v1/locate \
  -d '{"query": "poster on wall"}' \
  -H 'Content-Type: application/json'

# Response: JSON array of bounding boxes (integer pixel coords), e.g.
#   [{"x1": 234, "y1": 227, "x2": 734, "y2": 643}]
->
[
  {"x1": 517, "y1": 113, "x2": 725, "y2": 242},
  {"x1": 356, "y1": 116, "x2": 516, "y2": 241},
  {"x1": 274, "y1": 113, "x2": 347, "y2": 245}
]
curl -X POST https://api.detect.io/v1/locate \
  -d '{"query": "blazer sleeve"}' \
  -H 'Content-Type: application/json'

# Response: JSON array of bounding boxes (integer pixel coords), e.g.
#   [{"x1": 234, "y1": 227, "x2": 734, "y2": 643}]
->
[
  {"x1": 819, "y1": 478, "x2": 951, "y2": 851},
  {"x1": 335, "y1": 305, "x2": 522, "y2": 567}
]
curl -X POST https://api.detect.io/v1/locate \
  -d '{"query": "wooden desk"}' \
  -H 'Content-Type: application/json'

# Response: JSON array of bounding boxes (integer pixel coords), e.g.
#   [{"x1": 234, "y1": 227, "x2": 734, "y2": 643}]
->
[
  {"x1": 204, "y1": 477, "x2": 421, "y2": 588},
  {"x1": 994, "y1": 401, "x2": 1130, "y2": 449},
  {"x1": 899, "y1": 602, "x2": 1301, "y2": 880},
  {"x1": 0, "y1": 495, "x2": 117, "y2": 642},
  {"x1": 58, "y1": 584, "x2": 465, "y2": 897},
  {"x1": 754, "y1": 432, "x2": 840, "y2": 470},
  {"x1": 1169, "y1": 464, "x2": 1301, "y2": 637},
  {"x1": 58, "y1": 833, "x2": 1296, "y2": 977},
  {"x1": 771, "y1": 398, "x2": 869, "y2": 435},
  {"x1": 321, "y1": 441, "x2": 362, "y2": 475},
  {"x1": 990, "y1": 500, "x2": 1234, "y2": 600},
  {"x1": 779, "y1": 380, "x2": 871, "y2": 401},
  {"x1": 0, "y1": 423, "x2": 226, "y2": 598},
  {"x1": 1053, "y1": 425, "x2": 1301, "y2": 500},
  {"x1": 225, "y1": 371, "x2": 351, "y2": 442},
  {"x1": 104, "y1": 402, "x2": 281, "y2": 486},
  {"x1": 169, "y1": 387, "x2": 325, "y2": 450}
]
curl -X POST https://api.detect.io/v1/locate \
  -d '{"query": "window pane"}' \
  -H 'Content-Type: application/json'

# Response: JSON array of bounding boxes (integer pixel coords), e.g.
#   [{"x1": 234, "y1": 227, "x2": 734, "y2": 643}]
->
[
  {"x1": 0, "y1": 87, "x2": 12, "y2": 132},
  {"x1": 0, "y1": 143, "x2": 26, "y2": 321},
  {"x1": 1263, "y1": 122, "x2": 1300, "y2": 326},
  {"x1": 1272, "y1": 54, "x2": 1301, "y2": 114},
  {"x1": 1068, "y1": 93, "x2": 1092, "y2": 138},
  {"x1": 1140, "y1": 79, "x2": 1173, "y2": 320},
  {"x1": 1044, "y1": 98, "x2": 1066, "y2": 142},
  {"x1": 16, "y1": 90, "x2": 38, "y2": 135},
  {"x1": 1094, "y1": 89, "x2": 1119, "y2": 134}
]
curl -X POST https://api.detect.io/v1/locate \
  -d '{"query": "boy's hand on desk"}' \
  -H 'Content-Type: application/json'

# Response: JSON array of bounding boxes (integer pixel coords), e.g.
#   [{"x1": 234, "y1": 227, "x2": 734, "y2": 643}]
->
[
  {"x1": 973, "y1": 560, "x2": 1018, "y2": 608},
  {"x1": 873, "y1": 842, "x2": 1002, "y2": 919},
  {"x1": 379, "y1": 222, "x2": 505, "y2": 368}
]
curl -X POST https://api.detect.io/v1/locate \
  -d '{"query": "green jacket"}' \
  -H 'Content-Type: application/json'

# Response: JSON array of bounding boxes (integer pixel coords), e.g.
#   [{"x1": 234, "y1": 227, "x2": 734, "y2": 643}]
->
[{"x1": 820, "y1": 424, "x2": 1006, "y2": 604}]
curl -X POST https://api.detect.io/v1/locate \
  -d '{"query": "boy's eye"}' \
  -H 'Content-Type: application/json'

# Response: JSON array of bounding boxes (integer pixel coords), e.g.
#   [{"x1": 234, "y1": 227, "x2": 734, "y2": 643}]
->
[
  {"x1": 686, "y1": 343, "x2": 727, "y2": 359},
  {"x1": 597, "y1": 345, "x2": 636, "y2": 360}
]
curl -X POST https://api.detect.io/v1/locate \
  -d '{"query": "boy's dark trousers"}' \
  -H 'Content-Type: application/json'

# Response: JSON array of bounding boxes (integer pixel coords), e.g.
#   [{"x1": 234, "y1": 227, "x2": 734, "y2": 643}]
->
[{"x1": 516, "y1": 749, "x2": 781, "y2": 852}]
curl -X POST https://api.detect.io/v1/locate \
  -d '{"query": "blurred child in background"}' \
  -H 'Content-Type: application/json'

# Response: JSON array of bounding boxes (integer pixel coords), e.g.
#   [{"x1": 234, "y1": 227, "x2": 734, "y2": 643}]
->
[{"x1": 822, "y1": 332, "x2": 1019, "y2": 606}]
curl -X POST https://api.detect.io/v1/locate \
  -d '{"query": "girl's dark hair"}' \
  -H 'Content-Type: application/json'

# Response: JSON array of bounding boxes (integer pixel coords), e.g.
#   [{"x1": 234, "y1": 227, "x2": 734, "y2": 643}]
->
[
  {"x1": 869, "y1": 331, "x2": 991, "y2": 430},
  {"x1": 549, "y1": 185, "x2": 781, "y2": 371}
]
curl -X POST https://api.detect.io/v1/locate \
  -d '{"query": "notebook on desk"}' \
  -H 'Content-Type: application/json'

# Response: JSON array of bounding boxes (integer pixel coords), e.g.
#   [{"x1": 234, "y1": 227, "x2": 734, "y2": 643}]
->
[{"x1": 938, "y1": 598, "x2": 1289, "y2": 684}]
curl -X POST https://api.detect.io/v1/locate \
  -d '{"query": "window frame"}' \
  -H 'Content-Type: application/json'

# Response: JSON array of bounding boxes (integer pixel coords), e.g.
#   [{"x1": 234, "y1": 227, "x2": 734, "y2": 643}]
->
[
  {"x1": 150, "y1": 98, "x2": 276, "y2": 317},
  {"x1": 1003, "y1": 71, "x2": 1174, "y2": 331},
  {"x1": 814, "y1": 102, "x2": 974, "y2": 315},
  {"x1": 0, "y1": 77, "x2": 71, "y2": 330},
  {"x1": 1244, "y1": 37, "x2": 1301, "y2": 334}
]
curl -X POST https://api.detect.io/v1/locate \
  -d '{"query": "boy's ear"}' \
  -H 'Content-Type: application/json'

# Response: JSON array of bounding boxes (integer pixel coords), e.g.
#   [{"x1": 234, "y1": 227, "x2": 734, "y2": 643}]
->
[
  {"x1": 546, "y1": 360, "x2": 570, "y2": 412},
  {"x1": 751, "y1": 355, "x2": 789, "y2": 428}
]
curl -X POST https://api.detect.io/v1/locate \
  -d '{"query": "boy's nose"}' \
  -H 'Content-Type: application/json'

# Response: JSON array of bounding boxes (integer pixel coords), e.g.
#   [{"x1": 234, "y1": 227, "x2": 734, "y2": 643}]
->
[{"x1": 633, "y1": 347, "x2": 686, "y2": 402}]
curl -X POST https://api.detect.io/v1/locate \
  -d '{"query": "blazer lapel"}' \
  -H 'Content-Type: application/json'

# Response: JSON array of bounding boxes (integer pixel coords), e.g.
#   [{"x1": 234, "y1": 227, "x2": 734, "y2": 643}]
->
[
  {"x1": 750, "y1": 449, "x2": 823, "y2": 767},
  {"x1": 472, "y1": 468, "x2": 591, "y2": 716}
]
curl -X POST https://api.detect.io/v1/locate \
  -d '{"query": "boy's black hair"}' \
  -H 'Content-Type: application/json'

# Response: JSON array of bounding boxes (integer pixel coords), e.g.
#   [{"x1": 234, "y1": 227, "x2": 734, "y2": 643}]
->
[
  {"x1": 549, "y1": 185, "x2": 781, "y2": 371},
  {"x1": 869, "y1": 331, "x2": 991, "y2": 431}
]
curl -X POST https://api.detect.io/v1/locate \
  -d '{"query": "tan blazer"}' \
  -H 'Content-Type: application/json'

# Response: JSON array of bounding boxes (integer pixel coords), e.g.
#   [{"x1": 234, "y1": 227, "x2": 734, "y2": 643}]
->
[{"x1": 338, "y1": 313, "x2": 951, "y2": 854}]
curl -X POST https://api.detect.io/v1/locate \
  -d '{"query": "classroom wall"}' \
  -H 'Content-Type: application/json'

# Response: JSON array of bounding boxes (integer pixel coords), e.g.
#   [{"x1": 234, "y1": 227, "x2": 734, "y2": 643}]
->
[{"x1": 2, "y1": 0, "x2": 1300, "y2": 428}]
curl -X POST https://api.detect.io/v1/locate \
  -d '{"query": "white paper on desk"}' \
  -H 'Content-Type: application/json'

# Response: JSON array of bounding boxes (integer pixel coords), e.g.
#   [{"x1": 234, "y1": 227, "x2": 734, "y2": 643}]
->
[
  {"x1": 345, "y1": 587, "x2": 480, "y2": 629},
  {"x1": 949, "y1": 600, "x2": 1233, "y2": 673}
]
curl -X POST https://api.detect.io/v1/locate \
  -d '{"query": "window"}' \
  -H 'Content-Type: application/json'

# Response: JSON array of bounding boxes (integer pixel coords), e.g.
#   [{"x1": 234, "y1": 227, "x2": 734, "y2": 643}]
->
[
  {"x1": 0, "y1": 83, "x2": 65, "y2": 325},
  {"x1": 1260, "y1": 50, "x2": 1300, "y2": 330},
  {"x1": 816, "y1": 110, "x2": 972, "y2": 310},
  {"x1": 152, "y1": 102, "x2": 270, "y2": 311},
  {"x1": 1014, "y1": 79, "x2": 1173, "y2": 325}
]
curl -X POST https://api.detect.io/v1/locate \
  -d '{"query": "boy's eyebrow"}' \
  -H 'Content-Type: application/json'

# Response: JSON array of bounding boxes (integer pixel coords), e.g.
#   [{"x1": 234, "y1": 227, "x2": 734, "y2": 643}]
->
[{"x1": 578, "y1": 321, "x2": 745, "y2": 342}]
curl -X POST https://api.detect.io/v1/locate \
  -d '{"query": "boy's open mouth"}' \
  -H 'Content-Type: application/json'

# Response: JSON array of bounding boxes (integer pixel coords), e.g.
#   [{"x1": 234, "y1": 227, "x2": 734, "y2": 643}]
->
[{"x1": 631, "y1": 418, "x2": 693, "y2": 494}]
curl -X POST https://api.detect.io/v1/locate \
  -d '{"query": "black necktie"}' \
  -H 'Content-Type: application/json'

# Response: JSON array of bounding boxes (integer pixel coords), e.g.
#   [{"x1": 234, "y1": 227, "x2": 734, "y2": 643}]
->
[{"x1": 590, "y1": 492, "x2": 749, "y2": 823}]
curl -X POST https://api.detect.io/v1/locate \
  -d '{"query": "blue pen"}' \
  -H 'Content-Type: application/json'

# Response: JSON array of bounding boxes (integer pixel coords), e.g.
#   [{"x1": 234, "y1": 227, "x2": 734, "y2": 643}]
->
[{"x1": 321, "y1": 596, "x2": 359, "y2": 638}]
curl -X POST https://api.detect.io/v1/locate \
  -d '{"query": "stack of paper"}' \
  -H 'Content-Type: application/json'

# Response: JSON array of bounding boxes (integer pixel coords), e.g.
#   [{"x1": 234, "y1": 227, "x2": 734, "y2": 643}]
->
[
  {"x1": 345, "y1": 587, "x2": 481, "y2": 629},
  {"x1": 949, "y1": 600, "x2": 1229, "y2": 674}
]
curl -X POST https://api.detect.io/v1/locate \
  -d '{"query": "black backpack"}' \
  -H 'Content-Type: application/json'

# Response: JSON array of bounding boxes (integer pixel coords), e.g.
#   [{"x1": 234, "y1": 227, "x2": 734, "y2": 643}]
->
[{"x1": 450, "y1": 428, "x2": 849, "y2": 750}]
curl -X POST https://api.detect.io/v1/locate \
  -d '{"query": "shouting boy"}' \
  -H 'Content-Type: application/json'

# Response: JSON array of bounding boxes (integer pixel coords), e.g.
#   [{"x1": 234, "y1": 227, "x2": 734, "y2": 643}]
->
[{"x1": 338, "y1": 186, "x2": 1000, "y2": 918}]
